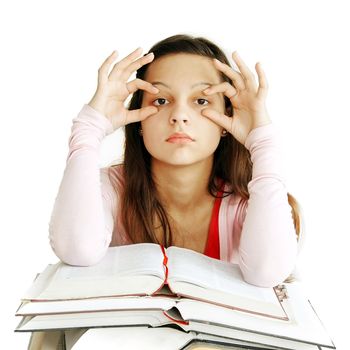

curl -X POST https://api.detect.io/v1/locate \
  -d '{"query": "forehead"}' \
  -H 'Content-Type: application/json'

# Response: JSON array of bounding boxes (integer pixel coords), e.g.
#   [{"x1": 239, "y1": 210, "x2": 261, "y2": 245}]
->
[{"x1": 144, "y1": 53, "x2": 222, "y2": 86}]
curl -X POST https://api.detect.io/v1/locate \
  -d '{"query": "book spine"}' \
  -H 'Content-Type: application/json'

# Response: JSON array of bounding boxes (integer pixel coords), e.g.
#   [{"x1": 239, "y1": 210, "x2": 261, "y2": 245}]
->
[
  {"x1": 162, "y1": 309, "x2": 189, "y2": 326},
  {"x1": 160, "y1": 245, "x2": 169, "y2": 284}
]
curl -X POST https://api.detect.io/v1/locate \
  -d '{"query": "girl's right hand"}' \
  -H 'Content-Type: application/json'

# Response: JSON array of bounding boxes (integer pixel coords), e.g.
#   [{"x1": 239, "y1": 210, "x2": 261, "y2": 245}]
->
[{"x1": 87, "y1": 47, "x2": 159, "y2": 130}]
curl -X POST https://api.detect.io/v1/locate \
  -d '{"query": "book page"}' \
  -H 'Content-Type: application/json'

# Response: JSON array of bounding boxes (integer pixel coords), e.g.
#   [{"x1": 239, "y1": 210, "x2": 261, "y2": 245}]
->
[
  {"x1": 166, "y1": 246, "x2": 278, "y2": 304},
  {"x1": 186, "y1": 319, "x2": 321, "y2": 350},
  {"x1": 22, "y1": 264, "x2": 61, "y2": 300},
  {"x1": 16, "y1": 309, "x2": 173, "y2": 332},
  {"x1": 177, "y1": 282, "x2": 335, "y2": 348},
  {"x1": 53, "y1": 243, "x2": 164, "y2": 280},
  {"x1": 189, "y1": 334, "x2": 285, "y2": 350},
  {"x1": 24, "y1": 243, "x2": 165, "y2": 300},
  {"x1": 70, "y1": 326, "x2": 195, "y2": 350},
  {"x1": 17, "y1": 296, "x2": 177, "y2": 316}
]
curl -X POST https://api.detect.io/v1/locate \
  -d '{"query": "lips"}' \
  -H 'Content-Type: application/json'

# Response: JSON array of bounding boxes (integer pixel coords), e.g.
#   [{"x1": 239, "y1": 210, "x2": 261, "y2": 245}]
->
[{"x1": 166, "y1": 132, "x2": 194, "y2": 141}]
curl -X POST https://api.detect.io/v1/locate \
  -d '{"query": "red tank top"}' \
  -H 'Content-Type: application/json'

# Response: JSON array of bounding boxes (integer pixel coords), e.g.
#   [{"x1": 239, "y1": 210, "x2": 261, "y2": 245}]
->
[{"x1": 203, "y1": 178, "x2": 225, "y2": 260}]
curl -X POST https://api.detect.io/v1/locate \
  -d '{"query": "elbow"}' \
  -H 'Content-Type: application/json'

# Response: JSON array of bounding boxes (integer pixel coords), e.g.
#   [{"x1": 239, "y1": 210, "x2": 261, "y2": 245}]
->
[
  {"x1": 241, "y1": 259, "x2": 296, "y2": 288},
  {"x1": 49, "y1": 228, "x2": 109, "y2": 267},
  {"x1": 239, "y1": 243, "x2": 298, "y2": 288},
  {"x1": 51, "y1": 243, "x2": 107, "y2": 266}
]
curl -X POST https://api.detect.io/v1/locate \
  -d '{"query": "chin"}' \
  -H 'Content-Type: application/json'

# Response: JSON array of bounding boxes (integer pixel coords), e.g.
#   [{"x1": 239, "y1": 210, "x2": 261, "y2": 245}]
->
[{"x1": 150, "y1": 153, "x2": 214, "y2": 167}]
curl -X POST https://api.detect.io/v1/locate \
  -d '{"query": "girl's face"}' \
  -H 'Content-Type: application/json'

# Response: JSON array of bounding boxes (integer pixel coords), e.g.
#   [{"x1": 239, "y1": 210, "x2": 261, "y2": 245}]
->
[{"x1": 141, "y1": 53, "x2": 227, "y2": 166}]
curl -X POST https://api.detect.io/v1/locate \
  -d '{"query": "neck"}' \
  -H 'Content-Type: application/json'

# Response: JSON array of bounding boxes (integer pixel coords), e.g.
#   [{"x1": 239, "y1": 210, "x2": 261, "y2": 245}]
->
[{"x1": 151, "y1": 157, "x2": 215, "y2": 213}]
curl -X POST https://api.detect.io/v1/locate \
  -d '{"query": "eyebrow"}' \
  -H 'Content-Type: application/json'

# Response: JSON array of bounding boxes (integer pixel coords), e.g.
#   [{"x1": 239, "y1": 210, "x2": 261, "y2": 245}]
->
[{"x1": 151, "y1": 81, "x2": 213, "y2": 90}]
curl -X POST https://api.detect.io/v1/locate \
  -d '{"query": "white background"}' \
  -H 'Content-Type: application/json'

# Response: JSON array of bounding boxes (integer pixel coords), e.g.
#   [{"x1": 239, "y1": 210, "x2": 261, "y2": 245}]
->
[{"x1": 1, "y1": 0, "x2": 348, "y2": 349}]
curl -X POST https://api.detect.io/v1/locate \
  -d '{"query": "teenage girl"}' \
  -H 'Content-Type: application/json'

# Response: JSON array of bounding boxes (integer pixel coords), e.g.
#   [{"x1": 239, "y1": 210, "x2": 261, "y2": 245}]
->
[{"x1": 48, "y1": 34, "x2": 301, "y2": 288}]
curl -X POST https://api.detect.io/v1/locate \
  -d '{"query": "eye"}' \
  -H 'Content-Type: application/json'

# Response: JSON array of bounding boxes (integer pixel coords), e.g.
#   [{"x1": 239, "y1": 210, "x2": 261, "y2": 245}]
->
[
  {"x1": 196, "y1": 98, "x2": 209, "y2": 106},
  {"x1": 152, "y1": 98, "x2": 209, "y2": 107},
  {"x1": 153, "y1": 98, "x2": 169, "y2": 106}
]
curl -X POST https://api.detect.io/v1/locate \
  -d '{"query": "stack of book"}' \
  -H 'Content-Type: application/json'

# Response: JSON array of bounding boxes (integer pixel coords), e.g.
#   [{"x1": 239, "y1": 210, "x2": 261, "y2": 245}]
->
[{"x1": 15, "y1": 243, "x2": 337, "y2": 349}]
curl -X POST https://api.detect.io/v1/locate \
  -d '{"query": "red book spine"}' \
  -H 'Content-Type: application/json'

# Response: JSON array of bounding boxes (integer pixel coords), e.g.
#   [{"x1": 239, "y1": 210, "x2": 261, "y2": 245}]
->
[
  {"x1": 160, "y1": 244, "x2": 169, "y2": 284},
  {"x1": 158, "y1": 245, "x2": 189, "y2": 326},
  {"x1": 162, "y1": 310, "x2": 189, "y2": 326}
]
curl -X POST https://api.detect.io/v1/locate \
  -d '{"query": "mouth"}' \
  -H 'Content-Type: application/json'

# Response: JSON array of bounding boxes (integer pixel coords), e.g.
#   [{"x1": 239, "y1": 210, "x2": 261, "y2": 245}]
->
[{"x1": 166, "y1": 137, "x2": 194, "y2": 144}]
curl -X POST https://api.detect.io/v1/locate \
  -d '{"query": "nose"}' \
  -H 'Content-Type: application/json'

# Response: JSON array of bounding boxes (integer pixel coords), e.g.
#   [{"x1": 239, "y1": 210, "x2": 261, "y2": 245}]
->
[
  {"x1": 170, "y1": 116, "x2": 189, "y2": 124},
  {"x1": 169, "y1": 105, "x2": 190, "y2": 125}
]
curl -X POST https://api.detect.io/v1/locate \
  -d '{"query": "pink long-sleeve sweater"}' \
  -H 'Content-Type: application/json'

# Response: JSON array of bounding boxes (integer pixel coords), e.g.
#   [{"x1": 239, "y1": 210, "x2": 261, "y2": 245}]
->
[{"x1": 48, "y1": 104, "x2": 298, "y2": 288}]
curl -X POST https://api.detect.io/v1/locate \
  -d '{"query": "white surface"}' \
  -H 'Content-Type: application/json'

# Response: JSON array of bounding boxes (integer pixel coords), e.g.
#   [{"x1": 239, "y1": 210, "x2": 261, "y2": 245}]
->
[{"x1": 1, "y1": 1, "x2": 348, "y2": 349}]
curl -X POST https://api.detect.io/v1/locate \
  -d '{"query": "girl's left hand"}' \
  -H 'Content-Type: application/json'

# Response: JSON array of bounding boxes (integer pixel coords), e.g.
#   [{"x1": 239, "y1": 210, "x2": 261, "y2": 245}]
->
[{"x1": 201, "y1": 51, "x2": 272, "y2": 145}]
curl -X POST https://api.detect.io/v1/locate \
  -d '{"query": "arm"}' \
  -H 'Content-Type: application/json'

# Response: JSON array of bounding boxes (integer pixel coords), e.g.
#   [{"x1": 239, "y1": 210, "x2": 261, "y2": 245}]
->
[
  {"x1": 237, "y1": 123, "x2": 298, "y2": 287},
  {"x1": 48, "y1": 104, "x2": 117, "y2": 266}
]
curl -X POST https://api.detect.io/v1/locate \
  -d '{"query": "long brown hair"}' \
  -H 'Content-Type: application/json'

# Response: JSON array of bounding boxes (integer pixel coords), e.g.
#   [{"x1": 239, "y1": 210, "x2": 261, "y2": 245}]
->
[{"x1": 108, "y1": 34, "x2": 301, "y2": 255}]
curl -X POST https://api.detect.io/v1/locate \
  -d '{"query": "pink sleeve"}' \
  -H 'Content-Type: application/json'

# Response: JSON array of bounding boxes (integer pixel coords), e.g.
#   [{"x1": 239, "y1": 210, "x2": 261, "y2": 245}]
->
[
  {"x1": 237, "y1": 123, "x2": 298, "y2": 287},
  {"x1": 48, "y1": 104, "x2": 117, "y2": 266}
]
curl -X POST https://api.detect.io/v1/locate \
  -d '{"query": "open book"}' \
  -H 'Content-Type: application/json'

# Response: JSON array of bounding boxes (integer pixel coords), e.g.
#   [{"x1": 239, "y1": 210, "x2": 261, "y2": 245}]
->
[
  {"x1": 28, "y1": 326, "x2": 316, "y2": 350},
  {"x1": 15, "y1": 244, "x2": 337, "y2": 349},
  {"x1": 21, "y1": 243, "x2": 288, "y2": 320},
  {"x1": 16, "y1": 282, "x2": 336, "y2": 349},
  {"x1": 66, "y1": 326, "x2": 333, "y2": 350},
  {"x1": 64, "y1": 327, "x2": 317, "y2": 350}
]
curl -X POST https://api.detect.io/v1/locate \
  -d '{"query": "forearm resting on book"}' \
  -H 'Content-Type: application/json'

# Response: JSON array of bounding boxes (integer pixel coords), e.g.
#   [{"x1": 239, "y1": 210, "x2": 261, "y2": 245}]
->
[
  {"x1": 237, "y1": 180, "x2": 298, "y2": 288},
  {"x1": 238, "y1": 124, "x2": 298, "y2": 287},
  {"x1": 48, "y1": 105, "x2": 115, "y2": 266},
  {"x1": 48, "y1": 161, "x2": 114, "y2": 266}
]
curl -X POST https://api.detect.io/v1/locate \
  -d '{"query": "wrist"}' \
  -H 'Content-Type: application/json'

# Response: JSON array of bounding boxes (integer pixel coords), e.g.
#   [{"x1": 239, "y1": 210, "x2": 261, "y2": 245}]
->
[{"x1": 88, "y1": 94, "x2": 106, "y2": 117}]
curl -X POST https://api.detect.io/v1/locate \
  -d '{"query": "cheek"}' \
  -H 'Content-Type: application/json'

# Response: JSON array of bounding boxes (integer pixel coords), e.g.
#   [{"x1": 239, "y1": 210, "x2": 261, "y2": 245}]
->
[
  {"x1": 200, "y1": 114, "x2": 222, "y2": 134},
  {"x1": 141, "y1": 113, "x2": 160, "y2": 131},
  {"x1": 141, "y1": 117, "x2": 166, "y2": 148},
  {"x1": 198, "y1": 124, "x2": 222, "y2": 147}
]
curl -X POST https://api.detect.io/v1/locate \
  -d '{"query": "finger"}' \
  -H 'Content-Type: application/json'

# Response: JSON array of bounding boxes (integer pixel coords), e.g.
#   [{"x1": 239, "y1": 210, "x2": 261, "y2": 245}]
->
[
  {"x1": 255, "y1": 62, "x2": 269, "y2": 100},
  {"x1": 126, "y1": 106, "x2": 159, "y2": 124},
  {"x1": 203, "y1": 82, "x2": 238, "y2": 103},
  {"x1": 108, "y1": 47, "x2": 144, "y2": 80},
  {"x1": 127, "y1": 78, "x2": 159, "y2": 95},
  {"x1": 97, "y1": 50, "x2": 119, "y2": 84},
  {"x1": 119, "y1": 52, "x2": 156, "y2": 82},
  {"x1": 212, "y1": 59, "x2": 246, "y2": 90},
  {"x1": 201, "y1": 107, "x2": 233, "y2": 134},
  {"x1": 231, "y1": 51, "x2": 257, "y2": 90}
]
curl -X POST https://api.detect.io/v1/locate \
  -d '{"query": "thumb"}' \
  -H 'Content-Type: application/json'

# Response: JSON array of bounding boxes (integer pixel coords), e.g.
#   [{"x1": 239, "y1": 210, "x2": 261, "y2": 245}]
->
[{"x1": 201, "y1": 108, "x2": 232, "y2": 132}]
